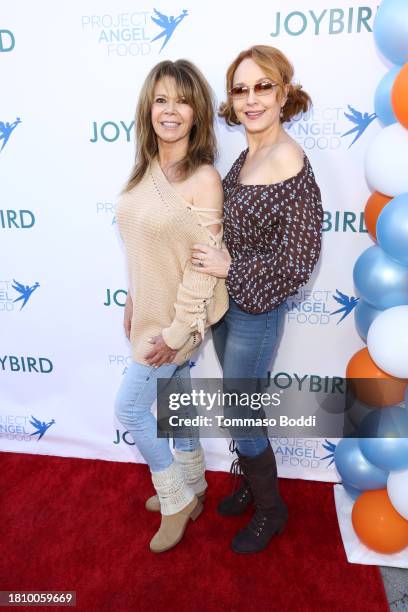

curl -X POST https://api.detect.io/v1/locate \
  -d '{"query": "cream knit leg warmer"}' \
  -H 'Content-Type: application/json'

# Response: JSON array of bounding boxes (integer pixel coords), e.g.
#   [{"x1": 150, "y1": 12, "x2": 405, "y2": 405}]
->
[
  {"x1": 151, "y1": 461, "x2": 195, "y2": 516},
  {"x1": 174, "y1": 445, "x2": 207, "y2": 495}
]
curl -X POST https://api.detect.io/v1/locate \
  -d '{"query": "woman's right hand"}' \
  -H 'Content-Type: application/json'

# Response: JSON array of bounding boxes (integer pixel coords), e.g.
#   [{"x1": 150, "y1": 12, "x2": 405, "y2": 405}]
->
[{"x1": 124, "y1": 291, "x2": 133, "y2": 339}]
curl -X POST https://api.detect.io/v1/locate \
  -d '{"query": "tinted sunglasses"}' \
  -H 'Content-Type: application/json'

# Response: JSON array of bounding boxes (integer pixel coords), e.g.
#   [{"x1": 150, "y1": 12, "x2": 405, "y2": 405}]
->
[{"x1": 229, "y1": 81, "x2": 278, "y2": 99}]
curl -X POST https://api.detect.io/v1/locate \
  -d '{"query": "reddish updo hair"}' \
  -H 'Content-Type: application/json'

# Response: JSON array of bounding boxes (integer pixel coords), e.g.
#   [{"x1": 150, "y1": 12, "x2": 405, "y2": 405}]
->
[{"x1": 219, "y1": 45, "x2": 312, "y2": 125}]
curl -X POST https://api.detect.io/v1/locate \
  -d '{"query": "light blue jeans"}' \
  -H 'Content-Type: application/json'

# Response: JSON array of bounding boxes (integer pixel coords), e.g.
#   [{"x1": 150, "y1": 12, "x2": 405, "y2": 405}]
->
[
  {"x1": 114, "y1": 360, "x2": 199, "y2": 472},
  {"x1": 212, "y1": 298, "x2": 285, "y2": 457}
]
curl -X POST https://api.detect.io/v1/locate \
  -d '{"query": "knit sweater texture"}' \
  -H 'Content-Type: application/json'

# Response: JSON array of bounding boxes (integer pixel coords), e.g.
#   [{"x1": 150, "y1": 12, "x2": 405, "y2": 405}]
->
[{"x1": 116, "y1": 158, "x2": 229, "y2": 366}]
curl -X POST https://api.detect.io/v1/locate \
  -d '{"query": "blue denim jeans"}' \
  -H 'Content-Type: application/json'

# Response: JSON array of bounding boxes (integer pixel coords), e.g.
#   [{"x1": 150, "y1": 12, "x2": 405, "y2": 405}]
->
[
  {"x1": 212, "y1": 297, "x2": 284, "y2": 457},
  {"x1": 114, "y1": 360, "x2": 199, "y2": 472}
]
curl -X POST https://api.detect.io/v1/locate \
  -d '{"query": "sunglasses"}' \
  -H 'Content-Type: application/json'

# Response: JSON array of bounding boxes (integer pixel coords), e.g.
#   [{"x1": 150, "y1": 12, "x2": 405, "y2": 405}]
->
[{"x1": 229, "y1": 81, "x2": 278, "y2": 99}]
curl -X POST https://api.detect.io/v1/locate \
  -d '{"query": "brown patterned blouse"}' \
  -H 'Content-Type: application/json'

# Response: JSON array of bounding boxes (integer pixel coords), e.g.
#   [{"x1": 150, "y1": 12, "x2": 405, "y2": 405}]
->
[{"x1": 222, "y1": 148, "x2": 323, "y2": 314}]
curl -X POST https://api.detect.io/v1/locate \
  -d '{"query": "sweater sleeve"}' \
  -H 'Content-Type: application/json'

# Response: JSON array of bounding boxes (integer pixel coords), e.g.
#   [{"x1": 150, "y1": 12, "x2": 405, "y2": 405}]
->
[
  {"x1": 161, "y1": 210, "x2": 224, "y2": 350},
  {"x1": 226, "y1": 188, "x2": 323, "y2": 313}
]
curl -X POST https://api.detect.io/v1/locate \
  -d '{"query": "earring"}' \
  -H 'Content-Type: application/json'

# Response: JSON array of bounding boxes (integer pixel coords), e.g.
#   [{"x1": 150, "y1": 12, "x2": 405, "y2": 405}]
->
[{"x1": 280, "y1": 108, "x2": 284, "y2": 118}]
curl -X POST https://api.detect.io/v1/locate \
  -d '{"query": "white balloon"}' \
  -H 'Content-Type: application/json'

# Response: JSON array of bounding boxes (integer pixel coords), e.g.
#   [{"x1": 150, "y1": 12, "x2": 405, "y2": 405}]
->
[
  {"x1": 388, "y1": 469, "x2": 408, "y2": 520},
  {"x1": 365, "y1": 123, "x2": 408, "y2": 196},
  {"x1": 367, "y1": 306, "x2": 408, "y2": 378}
]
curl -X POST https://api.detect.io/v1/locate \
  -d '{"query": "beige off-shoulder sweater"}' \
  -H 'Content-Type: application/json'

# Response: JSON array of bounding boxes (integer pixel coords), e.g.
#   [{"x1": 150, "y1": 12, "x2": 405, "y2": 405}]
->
[{"x1": 116, "y1": 158, "x2": 229, "y2": 366}]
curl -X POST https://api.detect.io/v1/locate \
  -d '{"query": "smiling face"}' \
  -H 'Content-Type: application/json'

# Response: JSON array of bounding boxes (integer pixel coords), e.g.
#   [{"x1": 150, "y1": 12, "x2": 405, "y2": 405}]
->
[
  {"x1": 151, "y1": 76, "x2": 194, "y2": 146},
  {"x1": 231, "y1": 57, "x2": 286, "y2": 133}
]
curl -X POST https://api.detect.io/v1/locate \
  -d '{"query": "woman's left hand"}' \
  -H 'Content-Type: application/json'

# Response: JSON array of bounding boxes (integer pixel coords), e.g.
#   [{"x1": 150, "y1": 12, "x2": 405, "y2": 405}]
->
[
  {"x1": 145, "y1": 334, "x2": 177, "y2": 367},
  {"x1": 191, "y1": 244, "x2": 231, "y2": 278}
]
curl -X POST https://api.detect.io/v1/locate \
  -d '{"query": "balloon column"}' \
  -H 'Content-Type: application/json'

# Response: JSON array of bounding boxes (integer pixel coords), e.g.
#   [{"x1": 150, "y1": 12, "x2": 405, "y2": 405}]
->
[{"x1": 335, "y1": 0, "x2": 408, "y2": 556}]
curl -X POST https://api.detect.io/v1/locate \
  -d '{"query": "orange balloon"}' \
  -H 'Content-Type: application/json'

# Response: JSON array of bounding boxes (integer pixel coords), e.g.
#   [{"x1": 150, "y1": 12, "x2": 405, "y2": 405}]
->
[
  {"x1": 364, "y1": 192, "x2": 392, "y2": 241},
  {"x1": 392, "y1": 63, "x2": 408, "y2": 129},
  {"x1": 346, "y1": 348, "x2": 407, "y2": 406},
  {"x1": 352, "y1": 489, "x2": 408, "y2": 554}
]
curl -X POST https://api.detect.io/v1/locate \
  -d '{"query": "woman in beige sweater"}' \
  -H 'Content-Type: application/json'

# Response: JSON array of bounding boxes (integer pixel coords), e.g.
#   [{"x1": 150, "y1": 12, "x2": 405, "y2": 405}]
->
[{"x1": 115, "y1": 60, "x2": 228, "y2": 553}]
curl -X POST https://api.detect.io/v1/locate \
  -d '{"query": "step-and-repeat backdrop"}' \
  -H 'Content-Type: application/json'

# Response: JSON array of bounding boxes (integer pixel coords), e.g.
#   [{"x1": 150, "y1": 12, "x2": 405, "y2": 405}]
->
[{"x1": 1, "y1": 1, "x2": 383, "y2": 480}]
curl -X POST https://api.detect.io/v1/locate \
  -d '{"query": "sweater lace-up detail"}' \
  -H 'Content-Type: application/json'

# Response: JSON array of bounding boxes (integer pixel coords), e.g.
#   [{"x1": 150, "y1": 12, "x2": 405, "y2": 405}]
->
[{"x1": 115, "y1": 159, "x2": 229, "y2": 365}]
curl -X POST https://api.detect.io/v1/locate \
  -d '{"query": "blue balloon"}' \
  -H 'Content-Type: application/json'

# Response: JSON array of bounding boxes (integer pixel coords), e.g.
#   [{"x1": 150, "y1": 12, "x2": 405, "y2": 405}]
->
[
  {"x1": 374, "y1": 66, "x2": 401, "y2": 126},
  {"x1": 359, "y1": 406, "x2": 408, "y2": 471},
  {"x1": 374, "y1": 0, "x2": 408, "y2": 64},
  {"x1": 377, "y1": 193, "x2": 408, "y2": 266},
  {"x1": 334, "y1": 437, "x2": 389, "y2": 490},
  {"x1": 343, "y1": 482, "x2": 363, "y2": 501},
  {"x1": 353, "y1": 245, "x2": 408, "y2": 309},
  {"x1": 354, "y1": 299, "x2": 383, "y2": 342}
]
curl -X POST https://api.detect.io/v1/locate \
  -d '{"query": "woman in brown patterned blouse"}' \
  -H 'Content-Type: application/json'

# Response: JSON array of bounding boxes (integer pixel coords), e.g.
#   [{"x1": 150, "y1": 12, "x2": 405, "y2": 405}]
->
[{"x1": 191, "y1": 45, "x2": 323, "y2": 553}]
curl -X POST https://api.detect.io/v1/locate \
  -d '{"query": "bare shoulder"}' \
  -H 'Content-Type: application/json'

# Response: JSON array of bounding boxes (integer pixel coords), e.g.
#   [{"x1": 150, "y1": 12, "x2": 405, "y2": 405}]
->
[
  {"x1": 268, "y1": 141, "x2": 305, "y2": 179},
  {"x1": 192, "y1": 164, "x2": 223, "y2": 210},
  {"x1": 193, "y1": 164, "x2": 222, "y2": 188}
]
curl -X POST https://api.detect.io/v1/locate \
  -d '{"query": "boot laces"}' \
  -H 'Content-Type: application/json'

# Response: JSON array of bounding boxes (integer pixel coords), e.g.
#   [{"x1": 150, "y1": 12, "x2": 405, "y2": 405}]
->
[
  {"x1": 230, "y1": 457, "x2": 242, "y2": 477},
  {"x1": 247, "y1": 510, "x2": 269, "y2": 537},
  {"x1": 229, "y1": 457, "x2": 244, "y2": 494}
]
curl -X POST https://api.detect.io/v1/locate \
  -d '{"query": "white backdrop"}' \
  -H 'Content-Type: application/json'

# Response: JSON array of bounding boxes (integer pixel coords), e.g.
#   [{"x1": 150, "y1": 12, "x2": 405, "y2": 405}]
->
[{"x1": 1, "y1": 0, "x2": 384, "y2": 481}]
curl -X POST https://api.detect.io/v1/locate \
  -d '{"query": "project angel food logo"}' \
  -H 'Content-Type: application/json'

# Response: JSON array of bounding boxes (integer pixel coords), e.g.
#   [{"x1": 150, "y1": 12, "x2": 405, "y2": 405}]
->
[
  {"x1": 81, "y1": 8, "x2": 189, "y2": 57},
  {"x1": 0, "y1": 414, "x2": 55, "y2": 442},
  {"x1": 342, "y1": 106, "x2": 377, "y2": 148},
  {"x1": 271, "y1": 438, "x2": 337, "y2": 470},
  {"x1": 286, "y1": 105, "x2": 376, "y2": 150},
  {"x1": 0, "y1": 279, "x2": 40, "y2": 312},
  {"x1": 108, "y1": 353, "x2": 196, "y2": 377},
  {"x1": 0, "y1": 117, "x2": 21, "y2": 153},
  {"x1": 108, "y1": 354, "x2": 133, "y2": 376},
  {"x1": 285, "y1": 289, "x2": 358, "y2": 326},
  {"x1": 96, "y1": 201, "x2": 116, "y2": 225},
  {"x1": 320, "y1": 439, "x2": 337, "y2": 466}
]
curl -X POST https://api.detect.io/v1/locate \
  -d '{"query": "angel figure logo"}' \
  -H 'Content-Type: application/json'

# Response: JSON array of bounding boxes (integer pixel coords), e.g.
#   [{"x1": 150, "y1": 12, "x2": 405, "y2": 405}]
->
[
  {"x1": 150, "y1": 8, "x2": 188, "y2": 52},
  {"x1": 29, "y1": 416, "x2": 56, "y2": 440},
  {"x1": 342, "y1": 106, "x2": 376, "y2": 147},
  {"x1": 321, "y1": 439, "x2": 337, "y2": 467},
  {"x1": 330, "y1": 289, "x2": 359, "y2": 324},
  {"x1": 0, "y1": 117, "x2": 21, "y2": 153},
  {"x1": 12, "y1": 279, "x2": 40, "y2": 310}
]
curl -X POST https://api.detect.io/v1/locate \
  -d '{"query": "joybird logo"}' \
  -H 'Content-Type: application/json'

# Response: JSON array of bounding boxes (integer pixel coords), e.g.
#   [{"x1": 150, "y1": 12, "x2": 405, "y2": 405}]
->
[{"x1": 0, "y1": 29, "x2": 15, "y2": 52}]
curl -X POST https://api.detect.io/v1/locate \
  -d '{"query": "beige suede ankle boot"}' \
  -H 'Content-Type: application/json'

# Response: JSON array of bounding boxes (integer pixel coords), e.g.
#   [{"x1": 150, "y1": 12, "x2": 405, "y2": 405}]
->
[{"x1": 149, "y1": 461, "x2": 203, "y2": 553}]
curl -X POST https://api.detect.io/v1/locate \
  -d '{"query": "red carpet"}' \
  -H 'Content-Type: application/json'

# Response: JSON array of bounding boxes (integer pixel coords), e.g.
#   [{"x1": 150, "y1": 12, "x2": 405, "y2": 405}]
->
[{"x1": 1, "y1": 453, "x2": 388, "y2": 612}]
